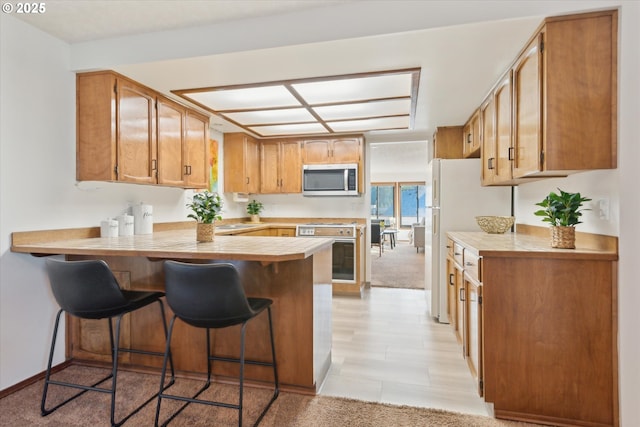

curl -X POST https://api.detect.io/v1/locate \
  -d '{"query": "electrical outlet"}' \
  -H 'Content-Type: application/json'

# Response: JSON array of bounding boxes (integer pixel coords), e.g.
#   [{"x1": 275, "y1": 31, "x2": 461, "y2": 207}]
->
[{"x1": 597, "y1": 199, "x2": 610, "y2": 220}]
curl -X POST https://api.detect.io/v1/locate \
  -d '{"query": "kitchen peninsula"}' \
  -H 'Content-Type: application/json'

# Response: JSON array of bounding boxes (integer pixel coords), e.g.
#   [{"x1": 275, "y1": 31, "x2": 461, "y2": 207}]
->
[{"x1": 11, "y1": 223, "x2": 334, "y2": 394}]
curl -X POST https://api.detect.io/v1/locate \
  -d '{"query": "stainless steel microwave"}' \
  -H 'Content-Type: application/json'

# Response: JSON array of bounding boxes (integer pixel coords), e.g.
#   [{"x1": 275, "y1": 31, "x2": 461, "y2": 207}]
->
[{"x1": 302, "y1": 164, "x2": 358, "y2": 196}]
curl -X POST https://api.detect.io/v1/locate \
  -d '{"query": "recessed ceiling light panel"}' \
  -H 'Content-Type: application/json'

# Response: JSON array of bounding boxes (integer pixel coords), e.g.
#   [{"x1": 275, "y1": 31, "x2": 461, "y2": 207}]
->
[
  {"x1": 313, "y1": 99, "x2": 411, "y2": 121},
  {"x1": 248, "y1": 122, "x2": 329, "y2": 137},
  {"x1": 223, "y1": 108, "x2": 315, "y2": 125},
  {"x1": 186, "y1": 85, "x2": 300, "y2": 110},
  {"x1": 292, "y1": 74, "x2": 413, "y2": 104},
  {"x1": 328, "y1": 116, "x2": 410, "y2": 132}
]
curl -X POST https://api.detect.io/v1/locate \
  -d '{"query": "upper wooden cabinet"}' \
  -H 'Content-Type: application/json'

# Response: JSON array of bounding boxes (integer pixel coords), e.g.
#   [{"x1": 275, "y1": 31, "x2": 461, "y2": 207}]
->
[
  {"x1": 462, "y1": 110, "x2": 481, "y2": 158},
  {"x1": 478, "y1": 10, "x2": 618, "y2": 185},
  {"x1": 481, "y1": 72, "x2": 514, "y2": 186},
  {"x1": 433, "y1": 126, "x2": 463, "y2": 159},
  {"x1": 223, "y1": 132, "x2": 260, "y2": 193},
  {"x1": 77, "y1": 71, "x2": 209, "y2": 189},
  {"x1": 260, "y1": 140, "x2": 301, "y2": 194},
  {"x1": 302, "y1": 137, "x2": 362, "y2": 164}
]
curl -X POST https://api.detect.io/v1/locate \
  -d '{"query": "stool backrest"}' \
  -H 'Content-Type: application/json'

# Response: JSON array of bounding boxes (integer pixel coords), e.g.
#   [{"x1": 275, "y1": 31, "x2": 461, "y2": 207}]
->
[
  {"x1": 371, "y1": 223, "x2": 381, "y2": 244},
  {"x1": 45, "y1": 258, "x2": 128, "y2": 319},
  {"x1": 163, "y1": 261, "x2": 254, "y2": 328}
]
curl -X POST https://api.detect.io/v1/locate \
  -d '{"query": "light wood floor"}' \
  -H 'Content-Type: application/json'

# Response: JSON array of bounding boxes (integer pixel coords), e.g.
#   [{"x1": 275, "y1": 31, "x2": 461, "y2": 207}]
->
[{"x1": 319, "y1": 286, "x2": 491, "y2": 416}]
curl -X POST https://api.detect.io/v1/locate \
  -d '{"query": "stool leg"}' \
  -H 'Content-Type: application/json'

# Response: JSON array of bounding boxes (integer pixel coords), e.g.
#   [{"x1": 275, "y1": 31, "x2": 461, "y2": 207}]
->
[
  {"x1": 154, "y1": 314, "x2": 177, "y2": 427},
  {"x1": 41, "y1": 309, "x2": 65, "y2": 415},
  {"x1": 110, "y1": 315, "x2": 124, "y2": 427},
  {"x1": 238, "y1": 323, "x2": 247, "y2": 427}
]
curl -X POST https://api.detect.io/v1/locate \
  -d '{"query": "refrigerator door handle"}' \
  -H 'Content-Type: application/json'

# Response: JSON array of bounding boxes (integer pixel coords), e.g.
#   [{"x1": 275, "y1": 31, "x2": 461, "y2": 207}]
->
[{"x1": 426, "y1": 206, "x2": 440, "y2": 209}]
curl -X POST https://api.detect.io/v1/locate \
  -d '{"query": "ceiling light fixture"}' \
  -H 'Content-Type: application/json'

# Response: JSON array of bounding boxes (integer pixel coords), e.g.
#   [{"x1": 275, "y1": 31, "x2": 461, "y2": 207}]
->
[{"x1": 173, "y1": 68, "x2": 420, "y2": 138}]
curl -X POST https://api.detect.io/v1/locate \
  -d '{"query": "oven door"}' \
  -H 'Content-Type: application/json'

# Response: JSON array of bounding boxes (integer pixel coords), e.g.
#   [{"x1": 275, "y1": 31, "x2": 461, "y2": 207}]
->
[{"x1": 331, "y1": 239, "x2": 356, "y2": 283}]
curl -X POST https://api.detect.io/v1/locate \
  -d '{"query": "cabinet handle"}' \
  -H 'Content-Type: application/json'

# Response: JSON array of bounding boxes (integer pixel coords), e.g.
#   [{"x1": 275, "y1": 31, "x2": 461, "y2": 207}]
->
[
  {"x1": 188, "y1": 165, "x2": 192, "y2": 175},
  {"x1": 460, "y1": 288, "x2": 466, "y2": 302},
  {"x1": 465, "y1": 262, "x2": 475, "y2": 267},
  {"x1": 508, "y1": 146, "x2": 515, "y2": 161},
  {"x1": 151, "y1": 159, "x2": 157, "y2": 171},
  {"x1": 454, "y1": 252, "x2": 462, "y2": 256},
  {"x1": 467, "y1": 133, "x2": 472, "y2": 144},
  {"x1": 246, "y1": 177, "x2": 250, "y2": 184},
  {"x1": 184, "y1": 165, "x2": 189, "y2": 175},
  {"x1": 488, "y1": 158, "x2": 495, "y2": 170},
  {"x1": 449, "y1": 273, "x2": 454, "y2": 286}
]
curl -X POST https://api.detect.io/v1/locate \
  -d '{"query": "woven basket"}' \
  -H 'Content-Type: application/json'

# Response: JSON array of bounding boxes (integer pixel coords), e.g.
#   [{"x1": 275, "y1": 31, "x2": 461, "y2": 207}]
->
[
  {"x1": 196, "y1": 223, "x2": 215, "y2": 242},
  {"x1": 551, "y1": 226, "x2": 575, "y2": 249},
  {"x1": 475, "y1": 216, "x2": 515, "y2": 234}
]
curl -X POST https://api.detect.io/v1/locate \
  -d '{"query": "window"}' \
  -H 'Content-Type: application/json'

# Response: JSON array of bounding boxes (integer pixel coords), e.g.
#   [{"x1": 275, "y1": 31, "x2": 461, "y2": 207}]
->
[
  {"x1": 371, "y1": 182, "x2": 425, "y2": 228},
  {"x1": 370, "y1": 184, "x2": 394, "y2": 220},
  {"x1": 400, "y1": 184, "x2": 426, "y2": 227}
]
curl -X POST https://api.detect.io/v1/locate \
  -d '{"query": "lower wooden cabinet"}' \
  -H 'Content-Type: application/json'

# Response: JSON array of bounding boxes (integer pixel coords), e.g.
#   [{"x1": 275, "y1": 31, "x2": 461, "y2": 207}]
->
[{"x1": 448, "y1": 230, "x2": 618, "y2": 427}]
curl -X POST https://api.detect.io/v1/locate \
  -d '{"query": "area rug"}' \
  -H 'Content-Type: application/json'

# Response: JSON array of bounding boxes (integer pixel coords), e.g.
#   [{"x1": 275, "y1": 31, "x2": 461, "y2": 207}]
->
[
  {"x1": 371, "y1": 241, "x2": 425, "y2": 290},
  {"x1": 0, "y1": 365, "x2": 536, "y2": 426}
]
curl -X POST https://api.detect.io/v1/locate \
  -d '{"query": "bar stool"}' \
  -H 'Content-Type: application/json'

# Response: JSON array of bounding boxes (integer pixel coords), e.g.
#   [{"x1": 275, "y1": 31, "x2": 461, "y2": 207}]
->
[
  {"x1": 42, "y1": 258, "x2": 175, "y2": 427},
  {"x1": 155, "y1": 261, "x2": 279, "y2": 427}
]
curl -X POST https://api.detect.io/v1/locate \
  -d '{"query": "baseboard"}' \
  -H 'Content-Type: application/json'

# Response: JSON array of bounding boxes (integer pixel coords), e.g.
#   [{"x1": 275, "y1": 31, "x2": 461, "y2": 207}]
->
[{"x1": 0, "y1": 360, "x2": 72, "y2": 399}]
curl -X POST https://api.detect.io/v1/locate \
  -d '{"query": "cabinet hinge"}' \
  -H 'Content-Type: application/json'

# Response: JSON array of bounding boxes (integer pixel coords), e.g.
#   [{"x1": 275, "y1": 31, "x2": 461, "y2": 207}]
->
[
  {"x1": 540, "y1": 151, "x2": 545, "y2": 166},
  {"x1": 478, "y1": 295, "x2": 483, "y2": 305},
  {"x1": 114, "y1": 82, "x2": 117, "y2": 94},
  {"x1": 540, "y1": 40, "x2": 544, "y2": 53},
  {"x1": 114, "y1": 165, "x2": 118, "y2": 177},
  {"x1": 480, "y1": 379, "x2": 484, "y2": 391}
]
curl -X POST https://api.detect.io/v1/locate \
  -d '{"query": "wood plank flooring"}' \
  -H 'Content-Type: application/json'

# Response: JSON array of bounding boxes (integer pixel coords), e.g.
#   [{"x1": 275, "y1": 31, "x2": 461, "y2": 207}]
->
[{"x1": 320, "y1": 287, "x2": 491, "y2": 416}]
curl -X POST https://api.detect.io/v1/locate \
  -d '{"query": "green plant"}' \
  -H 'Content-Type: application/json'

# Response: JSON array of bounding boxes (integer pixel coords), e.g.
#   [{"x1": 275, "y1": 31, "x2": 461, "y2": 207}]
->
[
  {"x1": 186, "y1": 191, "x2": 223, "y2": 223},
  {"x1": 534, "y1": 188, "x2": 591, "y2": 227},
  {"x1": 246, "y1": 199, "x2": 264, "y2": 215}
]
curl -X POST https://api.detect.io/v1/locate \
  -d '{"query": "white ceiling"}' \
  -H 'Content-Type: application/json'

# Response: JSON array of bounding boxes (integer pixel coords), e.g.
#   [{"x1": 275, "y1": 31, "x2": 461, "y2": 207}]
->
[{"x1": 11, "y1": 0, "x2": 609, "y2": 143}]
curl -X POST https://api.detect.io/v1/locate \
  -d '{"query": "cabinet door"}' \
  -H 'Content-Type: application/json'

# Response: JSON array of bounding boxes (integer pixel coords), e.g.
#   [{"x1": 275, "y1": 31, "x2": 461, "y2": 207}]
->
[
  {"x1": 279, "y1": 140, "x2": 302, "y2": 193},
  {"x1": 157, "y1": 97, "x2": 185, "y2": 186},
  {"x1": 465, "y1": 274, "x2": 483, "y2": 396},
  {"x1": 245, "y1": 136, "x2": 261, "y2": 193},
  {"x1": 302, "y1": 139, "x2": 331, "y2": 163},
  {"x1": 260, "y1": 141, "x2": 281, "y2": 193},
  {"x1": 494, "y1": 73, "x2": 513, "y2": 183},
  {"x1": 331, "y1": 138, "x2": 361, "y2": 163},
  {"x1": 455, "y1": 264, "x2": 465, "y2": 346},
  {"x1": 512, "y1": 35, "x2": 542, "y2": 178},
  {"x1": 183, "y1": 111, "x2": 209, "y2": 189},
  {"x1": 224, "y1": 133, "x2": 260, "y2": 193},
  {"x1": 116, "y1": 79, "x2": 157, "y2": 184},
  {"x1": 480, "y1": 96, "x2": 496, "y2": 186}
]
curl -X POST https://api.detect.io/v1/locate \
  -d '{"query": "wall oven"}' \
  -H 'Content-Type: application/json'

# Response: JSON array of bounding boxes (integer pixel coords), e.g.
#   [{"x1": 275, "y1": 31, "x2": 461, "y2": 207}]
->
[{"x1": 296, "y1": 223, "x2": 357, "y2": 283}]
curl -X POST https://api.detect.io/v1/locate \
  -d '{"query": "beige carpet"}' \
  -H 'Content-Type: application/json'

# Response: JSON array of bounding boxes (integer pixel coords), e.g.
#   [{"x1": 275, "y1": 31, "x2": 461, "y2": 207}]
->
[
  {"x1": 371, "y1": 241, "x2": 425, "y2": 290},
  {"x1": 1, "y1": 365, "x2": 537, "y2": 426}
]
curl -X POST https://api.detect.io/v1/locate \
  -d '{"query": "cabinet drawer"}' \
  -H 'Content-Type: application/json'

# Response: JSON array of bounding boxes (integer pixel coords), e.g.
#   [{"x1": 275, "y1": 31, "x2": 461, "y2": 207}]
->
[
  {"x1": 463, "y1": 250, "x2": 481, "y2": 282},
  {"x1": 453, "y1": 243, "x2": 464, "y2": 266},
  {"x1": 447, "y1": 238, "x2": 455, "y2": 257}
]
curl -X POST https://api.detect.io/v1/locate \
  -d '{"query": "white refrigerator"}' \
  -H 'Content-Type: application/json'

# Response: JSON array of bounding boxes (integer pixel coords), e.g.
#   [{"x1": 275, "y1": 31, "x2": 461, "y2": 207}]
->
[{"x1": 425, "y1": 158, "x2": 512, "y2": 324}]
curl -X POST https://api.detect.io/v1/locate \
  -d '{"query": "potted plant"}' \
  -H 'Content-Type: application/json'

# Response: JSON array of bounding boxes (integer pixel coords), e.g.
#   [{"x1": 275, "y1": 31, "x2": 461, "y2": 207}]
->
[
  {"x1": 534, "y1": 188, "x2": 591, "y2": 249},
  {"x1": 186, "y1": 191, "x2": 223, "y2": 242},
  {"x1": 246, "y1": 199, "x2": 264, "y2": 223}
]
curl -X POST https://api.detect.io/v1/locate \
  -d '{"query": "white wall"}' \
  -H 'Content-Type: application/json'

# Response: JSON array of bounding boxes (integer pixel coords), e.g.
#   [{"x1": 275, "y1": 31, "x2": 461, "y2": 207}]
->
[
  {"x1": 1, "y1": 2, "x2": 639, "y2": 426},
  {"x1": 0, "y1": 16, "x2": 194, "y2": 388}
]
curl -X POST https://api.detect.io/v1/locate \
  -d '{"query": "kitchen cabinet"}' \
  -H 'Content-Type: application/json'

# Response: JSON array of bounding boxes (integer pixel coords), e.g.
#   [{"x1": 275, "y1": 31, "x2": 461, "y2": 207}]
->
[
  {"x1": 302, "y1": 137, "x2": 362, "y2": 164},
  {"x1": 462, "y1": 109, "x2": 480, "y2": 158},
  {"x1": 432, "y1": 126, "x2": 463, "y2": 159},
  {"x1": 446, "y1": 239, "x2": 464, "y2": 345},
  {"x1": 156, "y1": 97, "x2": 210, "y2": 188},
  {"x1": 447, "y1": 229, "x2": 618, "y2": 427},
  {"x1": 260, "y1": 140, "x2": 302, "y2": 193},
  {"x1": 506, "y1": 10, "x2": 617, "y2": 182},
  {"x1": 77, "y1": 71, "x2": 209, "y2": 188},
  {"x1": 480, "y1": 71, "x2": 515, "y2": 186},
  {"x1": 479, "y1": 95, "x2": 495, "y2": 186},
  {"x1": 462, "y1": 250, "x2": 482, "y2": 396},
  {"x1": 223, "y1": 132, "x2": 260, "y2": 193}
]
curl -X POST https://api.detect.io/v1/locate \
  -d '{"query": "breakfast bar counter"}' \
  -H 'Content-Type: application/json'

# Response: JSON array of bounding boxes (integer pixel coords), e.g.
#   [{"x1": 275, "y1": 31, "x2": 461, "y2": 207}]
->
[{"x1": 11, "y1": 225, "x2": 334, "y2": 394}]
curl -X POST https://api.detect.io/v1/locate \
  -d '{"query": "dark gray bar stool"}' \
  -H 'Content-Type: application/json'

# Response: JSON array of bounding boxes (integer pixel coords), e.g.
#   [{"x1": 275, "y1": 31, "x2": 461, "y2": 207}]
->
[
  {"x1": 42, "y1": 258, "x2": 175, "y2": 427},
  {"x1": 155, "y1": 261, "x2": 279, "y2": 427}
]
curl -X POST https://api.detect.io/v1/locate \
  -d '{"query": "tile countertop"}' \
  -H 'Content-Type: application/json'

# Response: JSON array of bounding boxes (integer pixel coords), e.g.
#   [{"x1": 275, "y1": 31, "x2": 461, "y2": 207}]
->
[
  {"x1": 11, "y1": 228, "x2": 334, "y2": 262},
  {"x1": 447, "y1": 231, "x2": 618, "y2": 261}
]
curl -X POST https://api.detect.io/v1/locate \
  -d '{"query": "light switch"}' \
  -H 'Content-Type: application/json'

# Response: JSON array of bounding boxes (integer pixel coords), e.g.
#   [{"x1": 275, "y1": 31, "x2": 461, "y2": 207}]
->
[{"x1": 597, "y1": 199, "x2": 610, "y2": 220}]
